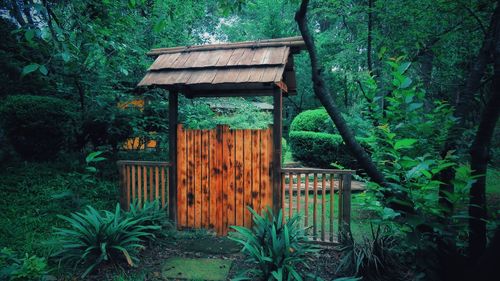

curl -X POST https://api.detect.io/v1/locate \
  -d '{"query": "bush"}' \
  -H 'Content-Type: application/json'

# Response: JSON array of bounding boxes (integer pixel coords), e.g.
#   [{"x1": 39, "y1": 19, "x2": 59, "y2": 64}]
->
[
  {"x1": 0, "y1": 248, "x2": 49, "y2": 281},
  {"x1": 289, "y1": 131, "x2": 372, "y2": 169},
  {"x1": 230, "y1": 207, "x2": 317, "y2": 280},
  {"x1": 0, "y1": 95, "x2": 77, "y2": 160},
  {"x1": 53, "y1": 204, "x2": 160, "y2": 278},
  {"x1": 290, "y1": 108, "x2": 333, "y2": 133}
]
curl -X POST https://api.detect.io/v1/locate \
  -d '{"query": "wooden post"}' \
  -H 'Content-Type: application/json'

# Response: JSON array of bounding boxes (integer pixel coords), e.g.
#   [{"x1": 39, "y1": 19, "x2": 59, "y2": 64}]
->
[
  {"x1": 168, "y1": 91, "x2": 178, "y2": 222},
  {"x1": 339, "y1": 173, "x2": 352, "y2": 236},
  {"x1": 272, "y1": 88, "x2": 283, "y2": 215}
]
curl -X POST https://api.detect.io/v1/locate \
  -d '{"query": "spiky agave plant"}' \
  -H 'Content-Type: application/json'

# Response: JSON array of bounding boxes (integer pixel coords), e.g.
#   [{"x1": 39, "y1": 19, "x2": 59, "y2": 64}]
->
[
  {"x1": 230, "y1": 207, "x2": 317, "y2": 281},
  {"x1": 53, "y1": 204, "x2": 159, "y2": 277}
]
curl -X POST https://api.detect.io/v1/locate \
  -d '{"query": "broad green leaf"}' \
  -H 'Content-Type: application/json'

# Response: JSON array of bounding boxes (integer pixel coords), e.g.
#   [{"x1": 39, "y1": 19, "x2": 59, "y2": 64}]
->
[
  {"x1": 397, "y1": 62, "x2": 411, "y2": 74},
  {"x1": 394, "y1": 138, "x2": 417, "y2": 150},
  {"x1": 400, "y1": 77, "x2": 412, "y2": 89},
  {"x1": 21, "y1": 64, "x2": 39, "y2": 76},
  {"x1": 39, "y1": 65, "x2": 48, "y2": 75}
]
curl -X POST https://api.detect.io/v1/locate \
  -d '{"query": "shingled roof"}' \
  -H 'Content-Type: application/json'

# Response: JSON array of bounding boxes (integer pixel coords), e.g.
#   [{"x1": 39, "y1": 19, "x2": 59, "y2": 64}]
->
[{"x1": 138, "y1": 36, "x2": 305, "y2": 97}]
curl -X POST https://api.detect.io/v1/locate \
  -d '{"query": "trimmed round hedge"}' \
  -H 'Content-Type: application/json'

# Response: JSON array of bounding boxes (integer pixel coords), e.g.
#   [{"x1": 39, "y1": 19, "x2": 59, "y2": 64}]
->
[
  {"x1": 289, "y1": 108, "x2": 333, "y2": 133},
  {"x1": 0, "y1": 95, "x2": 77, "y2": 160},
  {"x1": 289, "y1": 130, "x2": 372, "y2": 169}
]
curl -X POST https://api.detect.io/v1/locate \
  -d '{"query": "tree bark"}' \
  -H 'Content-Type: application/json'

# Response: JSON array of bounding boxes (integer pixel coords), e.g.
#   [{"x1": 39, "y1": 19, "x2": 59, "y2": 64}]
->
[
  {"x1": 438, "y1": 1, "x2": 499, "y2": 214},
  {"x1": 295, "y1": 0, "x2": 386, "y2": 187},
  {"x1": 468, "y1": 4, "x2": 500, "y2": 258}
]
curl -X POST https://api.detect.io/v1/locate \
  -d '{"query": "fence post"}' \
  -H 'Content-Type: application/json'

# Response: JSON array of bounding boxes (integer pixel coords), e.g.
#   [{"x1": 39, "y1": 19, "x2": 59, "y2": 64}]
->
[
  {"x1": 339, "y1": 173, "x2": 352, "y2": 239},
  {"x1": 272, "y1": 88, "x2": 282, "y2": 215},
  {"x1": 168, "y1": 91, "x2": 178, "y2": 222}
]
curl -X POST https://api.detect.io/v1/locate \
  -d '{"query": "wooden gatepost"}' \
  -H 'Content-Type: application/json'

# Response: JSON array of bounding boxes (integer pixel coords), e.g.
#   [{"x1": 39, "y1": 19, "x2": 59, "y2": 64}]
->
[{"x1": 117, "y1": 36, "x2": 353, "y2": 240}]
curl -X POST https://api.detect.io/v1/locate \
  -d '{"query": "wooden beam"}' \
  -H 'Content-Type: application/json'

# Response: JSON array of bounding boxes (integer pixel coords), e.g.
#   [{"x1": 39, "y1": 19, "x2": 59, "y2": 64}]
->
[
  {"x1": 272, "y1": 88, "x2": 283, "y2": 215},
  {"x1": 168, "y1": 91, "x2": 178, "y2": 222}
]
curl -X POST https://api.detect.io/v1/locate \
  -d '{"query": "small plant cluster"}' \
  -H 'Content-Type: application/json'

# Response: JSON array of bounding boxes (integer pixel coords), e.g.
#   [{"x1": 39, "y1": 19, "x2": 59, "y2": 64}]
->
[
  {"x1": 336, "y1": 226, "x2": 400, "y2": 280},
  {"x1": 0, "y1": 248, "x2": 50, "y2": 281},
  {"x1": 53, "y1": 200, "x2": 169, "y2": 278},
  {"x1": 230, "y1": 207, "x2": 317, "y2": 281}
]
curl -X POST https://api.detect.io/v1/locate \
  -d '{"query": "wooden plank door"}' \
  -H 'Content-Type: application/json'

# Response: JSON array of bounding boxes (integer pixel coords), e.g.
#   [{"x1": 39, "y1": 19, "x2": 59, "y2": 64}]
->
[{"x1": 176, "y1": 124, "x2": 273, "y2": 235}]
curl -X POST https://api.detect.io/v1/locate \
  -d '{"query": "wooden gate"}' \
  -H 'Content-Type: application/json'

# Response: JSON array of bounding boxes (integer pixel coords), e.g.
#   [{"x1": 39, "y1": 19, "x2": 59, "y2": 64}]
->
[{"x1": 176, "y1": 124, "x2": 274, "y2": 235}]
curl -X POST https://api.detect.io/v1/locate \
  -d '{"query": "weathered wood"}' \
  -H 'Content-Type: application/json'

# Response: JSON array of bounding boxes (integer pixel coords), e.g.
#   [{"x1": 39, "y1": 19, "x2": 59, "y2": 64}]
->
[
  {"x1": 126, "y1": 165, "x2": 131, "y2": 210},
  {"x1": 117, "y1": 160, "x2": 171, "y2": 166},
  {"x1": 235, "y1": 130, "x2": 244, "y2": 227},
  {"x1": 201, "y1": 130, "x2": 209, "y2": 228},
  {"x1": 261, "y1": 128, "x2": 271, "y2": 213},
  {"x1": 243, "y1": 130, "x2": 253, "y2": 228},
  {"x1": 209, "y1": 130, "x2": 217, "y2": 230},
  {"x1": 321, "y1": 173, "x2": 326, "y2": 241},
  {"x1": 304, "y1": 173, "x2": 309, "y2": 229},
  {"x1": 177, "y1": 125, "x2": 187, "y2": 226},
  {"x1": 340, "y1": 174, "x2": 352, "y2": 234},
  {"x1": 216, "y1": 126, "x2": 224, "y2": 234},
  {"x1": 330, "y1": 174, "x2": 335, "y2": 242},
  {"x1": 187, "y1": 129, "x2": 195, "y2": 227},
  {"x1": 281, "y1": 173, "x2": 286, "y2": 221},
  {"x1": 281, "y1": 168, "x2": 355, "y2": 175},
  {"x1": 169, "y1": 91, "x2": 178, "y2": 221},
  {"x1": 131, "y1": 165, "x2": 136, "y2": 204},
  {"x1": 143, "y1": 166, "x2": 148, "y2": 203},
  {"x1": 161, "y1": 167, "x2": 166, "y2": 208},
  {"x1": 251, "y1": 130, "x2": 261, "y2": 218},
  {"x1": 297, "y1": 173, "x2": 301, "y2": 214},
  {"x1": 313, "y1": 174, "x2": 318, "y2": 240},
  {"x1": 194, "y1": 130, "x2": 202, "y2": 228},
  {"x1": 137, "y1": 165, "x2": 142, "y2": 205}
]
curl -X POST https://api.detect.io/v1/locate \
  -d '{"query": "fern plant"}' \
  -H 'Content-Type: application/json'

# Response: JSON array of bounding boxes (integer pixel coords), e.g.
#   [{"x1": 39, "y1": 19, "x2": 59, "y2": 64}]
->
[
  {"x1": 230, "y1": 207, "x2": 317, "y2": 280},
  {"x1": 53, "y1": 204, "x2": 160, "y2": 277}
]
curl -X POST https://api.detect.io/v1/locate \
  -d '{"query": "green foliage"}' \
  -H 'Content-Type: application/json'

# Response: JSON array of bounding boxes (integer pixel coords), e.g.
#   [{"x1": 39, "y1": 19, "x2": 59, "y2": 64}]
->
[
  {"x1": 127, "y1": 200, "x2": 173, "y2": 237},
  {"x1": 289, "y1": 131, "x2": 372, "y2": 169},
  {"x1": 0, "y1": 95, "x2": 77, "y2": 160},
  {"x1": 289, "y1": 108, "x2": 333, "y2": 133},
  {"x1": 229, "y1": 207, "x2": 317, "y2": 281},
  {"x1": 336, "y1": 226, "x2": 400, "y2": 280},
  {"x1": 53, "y1": 204, "x2": 160, "y2": 278},
  {"x1": 0, "y1": 248, "x2": 50, "y2": 281}
]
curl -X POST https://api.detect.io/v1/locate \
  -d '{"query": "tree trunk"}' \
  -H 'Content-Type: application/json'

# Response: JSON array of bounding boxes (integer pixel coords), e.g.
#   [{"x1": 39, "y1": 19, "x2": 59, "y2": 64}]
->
[
  {"x1": 295, "y1": 0, "x2": 386, "y2": 187},
  {"x1": 468, "y1": 6, "x2": 500, "y2": 258},
  {"x1": 438, "y1": 1, "x2": 499, "y2": 214}
]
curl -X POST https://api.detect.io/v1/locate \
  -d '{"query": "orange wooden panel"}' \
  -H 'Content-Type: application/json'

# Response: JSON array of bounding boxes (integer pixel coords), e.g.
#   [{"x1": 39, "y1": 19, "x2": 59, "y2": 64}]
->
[
  {"x1": 201, "y1": 130, "x2": 210, "y2": 228},
  {"x1": 187, "y1": 130, "x2": 195, "y2": 227},
  {"x1": 216, "y1": 126, "x2": 224, "y2": 234},
  {"x1": 194, "y1": 130, "x2": 202, "y2": 228},
  {"x1": 251, "y1": 130, "x2": 261, "y2": 217},
  {"x1": 267, "y1": 128, "x2": 274, "y2": 211},
  {"x1": 225, "y1": 128, "x2": 235, "y2": 235},
  {"x1": 235, "y1": 130, "x2": 244, "y2": 227},
  {"x1": 177, "y1": 125, "x2": 187, "y2": 226},
  {"x1": 243, "y1": 130, "x2": 253, "y2": 228},
  {"x1": 209, "y1": 130, "x2": 218, "y2": 230}
]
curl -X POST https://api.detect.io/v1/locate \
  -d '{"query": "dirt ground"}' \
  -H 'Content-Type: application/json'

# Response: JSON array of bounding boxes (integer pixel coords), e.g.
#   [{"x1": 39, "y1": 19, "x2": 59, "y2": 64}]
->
[{"x1": 86, "y1": 233, "x2": 342, "y2": 281}]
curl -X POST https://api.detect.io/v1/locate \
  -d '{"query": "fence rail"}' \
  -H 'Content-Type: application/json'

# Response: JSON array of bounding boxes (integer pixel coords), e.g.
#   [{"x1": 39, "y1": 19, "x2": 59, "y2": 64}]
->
[
  {"x1": 281, "y1": 168, "x2": 353, "y2": 243},
  {"x1": 117, "y1": 160, "x2": 170, "y2": 211}
]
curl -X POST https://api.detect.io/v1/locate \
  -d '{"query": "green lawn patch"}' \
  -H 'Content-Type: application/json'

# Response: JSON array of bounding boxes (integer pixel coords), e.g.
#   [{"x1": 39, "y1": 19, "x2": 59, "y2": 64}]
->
[{"x1": 162, "y1": 257, "x2": 232, "y2": 280}]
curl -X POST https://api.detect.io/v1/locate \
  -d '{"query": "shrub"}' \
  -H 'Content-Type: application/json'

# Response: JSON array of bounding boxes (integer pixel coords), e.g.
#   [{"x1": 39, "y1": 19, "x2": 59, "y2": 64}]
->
[
  {"x1": 230, "y1": 207, "x2": 317, "y2": 280},
  {"x1": 289, "y1": 131, "x2": 372, "y2": 169},
  {"x1": 53, "y1": 204, "x2": 160, "y2": 278},
  {"x1": 127, "y1": 200, "x2": 173, "y2": 237},
  {"x1": 0, "y1": 95, "x2": 77, "y2": 160},
  {"x1": 336, "y1": 226, "x2": 400, "y2": 280},
  {"x1": 0, "y1": 248, "x2": 49, "y2": 281},
  {"x1": 290, "y1": 108, "x2": 332, "y2": 133}
]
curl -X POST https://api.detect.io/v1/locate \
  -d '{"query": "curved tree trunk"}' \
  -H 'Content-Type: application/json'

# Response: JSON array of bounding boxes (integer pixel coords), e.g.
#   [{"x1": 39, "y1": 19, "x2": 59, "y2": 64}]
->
[
  {"x1": 438, "y1": 1, "x2": 499, "y2": 214},
  {"x1": 468, "y1": 5, "x2": 500, "y2": 258},
  {"x1": 295, "y1": 0, "x2": 387, "y2": 188}
]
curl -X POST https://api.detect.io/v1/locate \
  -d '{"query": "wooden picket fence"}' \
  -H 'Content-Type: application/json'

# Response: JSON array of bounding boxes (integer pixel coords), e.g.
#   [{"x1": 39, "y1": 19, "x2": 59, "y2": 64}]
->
[
  {"x1": 117, "y1": 161, "x2": 354, "y2": 243},
  {"x1": 281, "y1": 168, "x2": 353, "y2": 243},
  {"x1": 117, "y1": 160, "x2": 170, "y2": 211}
]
